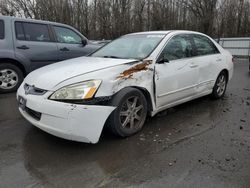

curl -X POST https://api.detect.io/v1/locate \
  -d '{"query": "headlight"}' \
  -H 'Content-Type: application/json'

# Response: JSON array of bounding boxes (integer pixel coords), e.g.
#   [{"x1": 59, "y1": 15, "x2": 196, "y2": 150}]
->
[{"x1": 49, "y1": 80, "x2": 102, "y2": 100}]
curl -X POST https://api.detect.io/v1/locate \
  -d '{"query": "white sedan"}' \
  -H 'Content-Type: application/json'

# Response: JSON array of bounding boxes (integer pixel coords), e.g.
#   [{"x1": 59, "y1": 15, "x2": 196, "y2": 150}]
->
[{"x1": 17, "y1": 31, "x2": 234, "y2": 143}]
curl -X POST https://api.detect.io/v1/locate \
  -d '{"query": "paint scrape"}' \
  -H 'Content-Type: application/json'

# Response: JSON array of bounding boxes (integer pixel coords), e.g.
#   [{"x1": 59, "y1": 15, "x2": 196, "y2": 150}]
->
[{"x1": 117, "y1": 60, "x2": 153, "y2": 79}]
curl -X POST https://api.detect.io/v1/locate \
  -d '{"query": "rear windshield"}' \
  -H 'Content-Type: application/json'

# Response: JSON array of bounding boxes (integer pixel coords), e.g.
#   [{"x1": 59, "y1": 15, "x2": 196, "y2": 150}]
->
[{"x1": 0, "y1": 20, "x2": 4, "y2": 39}]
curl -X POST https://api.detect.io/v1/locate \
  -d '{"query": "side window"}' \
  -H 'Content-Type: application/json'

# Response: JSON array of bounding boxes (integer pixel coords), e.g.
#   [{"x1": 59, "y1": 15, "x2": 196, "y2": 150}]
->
[
  {"x1": 0, "y1": 20, "x2": 4, "y2": 39},
  {"x1": 53, "y1": 26, "x2": 82, "y2": 44},
  {"x1": 193, "y1": 35, "x2": 219, "y2": 56},
  {"x1": 15, "y1": 22, "x2": 51, "y2": 42},
  {"x1": 15, "y1": 22, "x2": 25, "y2": 40},
  {"x1": 161, "y1": 35, "x2": 194, "y2": 61}
]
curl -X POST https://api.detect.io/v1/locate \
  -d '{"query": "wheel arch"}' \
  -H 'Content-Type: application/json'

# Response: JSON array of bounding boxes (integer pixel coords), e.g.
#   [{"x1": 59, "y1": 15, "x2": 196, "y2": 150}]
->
[
  {"x1": 109, "y1": 86, "x2": 153, "y2": 113},
  {"x1": 130, "y1": 86, "x2": 153, "y2": 114},
  {"x1": 104, "y1": 86, "x2": 150, "y2": 137},
  {"x1": 219, "y1": 69, "x2": 229, "y2": 82},
  {"x1": 0, "y1": 58, "x2": 27, "y2": 76}
]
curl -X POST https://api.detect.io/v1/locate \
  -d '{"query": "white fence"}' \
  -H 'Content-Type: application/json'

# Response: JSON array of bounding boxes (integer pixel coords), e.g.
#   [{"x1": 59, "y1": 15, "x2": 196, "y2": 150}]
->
[{"x1": 217, "y1": 37, "x2": 250, "y2": 57}]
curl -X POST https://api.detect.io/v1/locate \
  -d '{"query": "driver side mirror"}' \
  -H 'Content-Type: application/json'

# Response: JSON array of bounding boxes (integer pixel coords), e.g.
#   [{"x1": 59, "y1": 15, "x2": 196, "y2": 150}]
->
[
  {"x1": 157, "y1": 54, "x2": 169, "y2": 64},
  {"x1": 81, "y1": 39, "x2": 87, "y2": 47}
]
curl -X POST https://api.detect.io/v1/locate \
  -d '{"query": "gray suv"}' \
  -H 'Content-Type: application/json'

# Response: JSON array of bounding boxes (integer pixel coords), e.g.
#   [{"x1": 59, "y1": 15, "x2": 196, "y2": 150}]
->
[{"x1": 0, "y1": 16, "x2": 103, "y2": 93}]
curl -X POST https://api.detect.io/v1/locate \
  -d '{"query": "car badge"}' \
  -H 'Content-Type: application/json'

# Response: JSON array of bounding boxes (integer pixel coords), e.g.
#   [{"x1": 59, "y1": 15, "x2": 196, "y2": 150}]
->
[{"x1": 24, "y1": 85, "x2": 33, "y2": 95}]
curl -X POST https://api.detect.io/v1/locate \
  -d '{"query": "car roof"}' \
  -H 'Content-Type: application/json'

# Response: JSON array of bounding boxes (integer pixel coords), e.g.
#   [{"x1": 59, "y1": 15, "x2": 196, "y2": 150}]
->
[
  {"x1": 0, "y1": 15, "x2": 71, "y2": 28},
  {"x1": 129, "y1": 31, "x2": 172, "y2": 35},
  {"x1": 127, "y1": 30, "x2": 206, "y2": 36}
]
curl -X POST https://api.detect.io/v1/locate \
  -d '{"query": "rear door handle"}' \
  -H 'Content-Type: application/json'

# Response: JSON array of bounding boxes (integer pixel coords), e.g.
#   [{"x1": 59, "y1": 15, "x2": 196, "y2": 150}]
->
[
  {"x1": 216, "y1": 58, "x2": 222, "y2": 62},
  {"x1": 189, "y1": 63, "x2": 198, "y2": 68},
  {"x1": 17, "y1": 45, "x2": 29, "y2": 50},
  {"x1": 60, "y1": 47, "x2": 70, "y2": 52}
]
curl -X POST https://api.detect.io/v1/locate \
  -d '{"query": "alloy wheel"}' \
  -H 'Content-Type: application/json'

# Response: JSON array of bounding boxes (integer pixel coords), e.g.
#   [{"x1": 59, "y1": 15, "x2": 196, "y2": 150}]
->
[
  {"x1": 216, "y1": 74, "x2": 226, "y2": 96},
  {"x1": 119, "y1": 96, "x2": 144, "y2": 130},
  {"x1": 0, "y1": 69, "x2": 19, "y2": 89}
]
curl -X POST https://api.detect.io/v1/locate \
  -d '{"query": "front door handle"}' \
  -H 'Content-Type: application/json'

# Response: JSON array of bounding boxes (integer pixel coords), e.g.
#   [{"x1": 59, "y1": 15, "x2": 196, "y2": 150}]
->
[
  {"x1": 17, "y1": 45, "x2": 29, "y2": 50},
  {"x1": 60, "y1": 47, "x2": 70, "y2": 52}
]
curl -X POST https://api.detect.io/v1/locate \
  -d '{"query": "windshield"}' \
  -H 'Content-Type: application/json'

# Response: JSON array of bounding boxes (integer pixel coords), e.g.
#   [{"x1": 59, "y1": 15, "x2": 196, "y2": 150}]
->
[{"x1": 91, "y1": 34, "x2": 165, "y2": 60}]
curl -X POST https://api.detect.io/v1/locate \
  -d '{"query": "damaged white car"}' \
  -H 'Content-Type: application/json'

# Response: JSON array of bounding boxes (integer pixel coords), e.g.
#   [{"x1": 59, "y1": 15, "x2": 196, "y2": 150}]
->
[{"x1": 17, "y1": 31, "x2": 234, "y2": 143}]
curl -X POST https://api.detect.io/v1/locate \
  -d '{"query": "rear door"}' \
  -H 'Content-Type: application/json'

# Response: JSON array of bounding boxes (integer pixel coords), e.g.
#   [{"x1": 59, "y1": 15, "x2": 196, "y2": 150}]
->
[
  {"x1": 14, "y1": 21, "x2": 58, "y2": 71},
  {"x1": 52, "y1": 25, "x2": 89, "y2": 61},
  {"x1": 190, "y1": 34, "x2": 222, "y2": 93}
]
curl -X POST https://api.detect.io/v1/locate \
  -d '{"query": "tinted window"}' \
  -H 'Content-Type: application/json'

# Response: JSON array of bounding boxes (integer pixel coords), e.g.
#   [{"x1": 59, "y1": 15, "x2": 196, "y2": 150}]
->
[
  {"x1": 16, "y1": 22, "x2": 51, "y2": 42},
  {"x1": 193, "y1": 35, "x2": 219, "y2": 56},
  {"x1": 53, "y1": 26, "x2": 82, "y2": 44},
  {"x1": 15, "y1": 22, "x2": 25, "y2": 40},
  {"x1": 160, "y1": 35, "x2": 194, "y2": 61},
  {"x1": 0, "y1": 20, "x2": 4, "y2": 39}
]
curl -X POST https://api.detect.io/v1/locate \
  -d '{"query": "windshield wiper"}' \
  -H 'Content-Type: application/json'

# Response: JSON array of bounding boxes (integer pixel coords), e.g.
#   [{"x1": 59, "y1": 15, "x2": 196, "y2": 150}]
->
[
  {"x1": 102, "y1": 55, "x2": 121, "y2": 59},
  {"x1": 100, "y1": 55, "x2": 141, "y2": 60}
]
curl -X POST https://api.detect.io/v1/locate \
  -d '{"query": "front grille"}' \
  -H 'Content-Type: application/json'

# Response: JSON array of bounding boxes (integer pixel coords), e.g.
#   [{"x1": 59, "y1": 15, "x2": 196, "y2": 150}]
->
[
  {"x1": 24, "y1": 84, "x2": 47, "y2": 95},
  {"x1": 25, "y1": 107, "x2": 41, "y2": 121}
]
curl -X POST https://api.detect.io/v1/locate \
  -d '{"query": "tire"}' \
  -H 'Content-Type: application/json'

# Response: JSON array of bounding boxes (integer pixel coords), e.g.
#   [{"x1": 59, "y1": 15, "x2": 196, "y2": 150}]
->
[
  {"x1": 107, "y1": 87, "x2": 148, "y2": 137},
  {"x1": 211, "y1": 71, "x2": 228, "y2": 99},
  {"x1": 0, "y1": 63, "x2": 24, "y2": 93}
]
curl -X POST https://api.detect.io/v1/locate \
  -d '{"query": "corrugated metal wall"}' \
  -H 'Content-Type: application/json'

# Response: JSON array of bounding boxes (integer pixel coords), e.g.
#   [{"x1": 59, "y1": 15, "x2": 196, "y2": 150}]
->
[{"x1": 217, "y1": 38, "x2": 250, "y2": 57}]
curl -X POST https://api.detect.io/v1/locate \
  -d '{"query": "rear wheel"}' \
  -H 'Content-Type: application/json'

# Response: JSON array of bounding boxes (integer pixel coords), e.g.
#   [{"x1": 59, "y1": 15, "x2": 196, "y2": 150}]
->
[
  {"x1": 0, "y1": 63, "x2": 24, "y2": 93},
  {"x1": 107, "y1": 88, "x2": 148, "y2": 137},
  {"x1": 211, "y1": 71, "x2": 227, "y2": 99}
]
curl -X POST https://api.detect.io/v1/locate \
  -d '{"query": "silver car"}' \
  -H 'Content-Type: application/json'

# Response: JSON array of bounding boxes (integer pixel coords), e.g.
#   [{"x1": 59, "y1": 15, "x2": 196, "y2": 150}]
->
[{"x1": 0, "y1": 16, "x2": 103, "y2": 93}]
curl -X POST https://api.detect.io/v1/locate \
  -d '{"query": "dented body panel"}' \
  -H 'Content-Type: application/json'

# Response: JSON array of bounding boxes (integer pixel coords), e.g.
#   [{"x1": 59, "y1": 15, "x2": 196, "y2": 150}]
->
[{"x1": 17, "y1": 30, "x2": 234, "y2": 143}]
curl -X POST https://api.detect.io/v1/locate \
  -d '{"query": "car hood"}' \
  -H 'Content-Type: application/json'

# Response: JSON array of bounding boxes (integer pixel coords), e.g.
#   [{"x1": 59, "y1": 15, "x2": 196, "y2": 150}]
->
[{"x1": 24, "y1": 56, "x2": 137, "y2": 90}]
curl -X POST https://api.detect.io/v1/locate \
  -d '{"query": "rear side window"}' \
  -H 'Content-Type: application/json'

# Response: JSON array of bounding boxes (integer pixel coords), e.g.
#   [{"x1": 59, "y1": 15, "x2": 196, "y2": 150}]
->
[
  {"x1": 15, "y1": 22, "x2": 51, "y2": 42},
  {"x1": 15, "y1": 22, "x2": 25, "y2": 40},
  {"x1": 192, "y1": 35, "x2": 219, "y2": 56},
  {"x1": 0, "y1": 20, "x2": 4, "y2": 39}
]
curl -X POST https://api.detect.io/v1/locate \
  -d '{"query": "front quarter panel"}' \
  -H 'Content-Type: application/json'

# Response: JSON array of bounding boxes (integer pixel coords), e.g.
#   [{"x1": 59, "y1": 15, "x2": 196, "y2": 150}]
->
[{"x1": 54, "y1": 60, "x2": 155, "y2": 107}]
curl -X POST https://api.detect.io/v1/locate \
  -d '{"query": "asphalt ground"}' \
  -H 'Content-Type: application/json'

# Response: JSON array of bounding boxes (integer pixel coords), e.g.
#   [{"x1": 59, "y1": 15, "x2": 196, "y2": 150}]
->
[{"x1": 0, "y1": 59, "x2": 250, "y2": 188}]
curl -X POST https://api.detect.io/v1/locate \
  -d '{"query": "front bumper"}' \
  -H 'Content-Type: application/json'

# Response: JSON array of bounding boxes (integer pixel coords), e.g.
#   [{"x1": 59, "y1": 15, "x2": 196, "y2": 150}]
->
[{"x1": 17, "y1": 85, "x2": 115, "y2": 143}]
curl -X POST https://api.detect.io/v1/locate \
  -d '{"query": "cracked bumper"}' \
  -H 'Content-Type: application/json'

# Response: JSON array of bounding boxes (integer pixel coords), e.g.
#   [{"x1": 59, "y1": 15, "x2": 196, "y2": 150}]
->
[{"x1": 17, "y1": 85, "x2": 115, "y2": 144}]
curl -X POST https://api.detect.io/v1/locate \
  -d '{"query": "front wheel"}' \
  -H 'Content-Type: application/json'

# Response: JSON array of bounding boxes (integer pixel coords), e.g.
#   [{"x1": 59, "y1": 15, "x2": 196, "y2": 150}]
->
[
  {"x1": 211, "y1": 71, "x2": 228, "y2": 99},
  {"x1": 0, "y1": 63, "x2": 24, "y2": 93},
  {"x1": 107, "y1": 88, "x2": 148, "y2": 137}
]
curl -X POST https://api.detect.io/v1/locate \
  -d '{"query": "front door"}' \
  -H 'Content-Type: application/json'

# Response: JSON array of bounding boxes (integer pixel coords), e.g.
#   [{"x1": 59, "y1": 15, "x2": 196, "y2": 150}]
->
[
  {"x1": 52, "y1": 26, "x2": 88, "y2": 61},
  {"x1": 155, "y1": 34, "x2": 198, "y2": 108}
]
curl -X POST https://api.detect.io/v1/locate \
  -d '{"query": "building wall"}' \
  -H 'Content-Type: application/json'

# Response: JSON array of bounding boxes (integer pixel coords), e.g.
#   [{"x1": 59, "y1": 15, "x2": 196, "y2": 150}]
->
[{"x1": 217, "y1": 38, "x2": 250, "y2": 57}]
